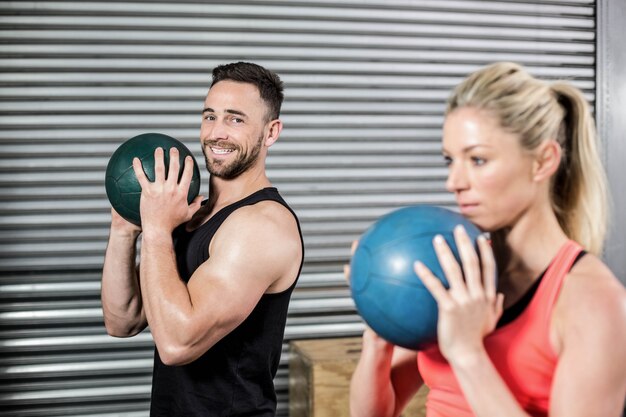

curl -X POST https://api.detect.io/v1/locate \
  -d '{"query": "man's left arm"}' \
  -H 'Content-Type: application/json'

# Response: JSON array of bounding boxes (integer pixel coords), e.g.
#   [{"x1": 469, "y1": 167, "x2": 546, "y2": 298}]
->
[
  {"x1": 139, "y1": 204, "x2": 300, "y2": 365},
  {"x1": 132, "y1": 147, "x2": 300, "y2": 365}
]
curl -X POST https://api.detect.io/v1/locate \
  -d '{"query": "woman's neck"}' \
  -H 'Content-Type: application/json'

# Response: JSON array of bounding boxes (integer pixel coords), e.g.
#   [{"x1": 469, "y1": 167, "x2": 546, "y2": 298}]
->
[{"x1": 492, "y1": 201, "x2": 569, "y2": 307}]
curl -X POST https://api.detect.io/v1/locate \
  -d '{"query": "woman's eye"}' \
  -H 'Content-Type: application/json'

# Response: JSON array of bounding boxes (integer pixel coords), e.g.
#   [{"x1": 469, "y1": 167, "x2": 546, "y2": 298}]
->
[{"x1": 471, "y1": 156, "x2": 486, "y2": 166}]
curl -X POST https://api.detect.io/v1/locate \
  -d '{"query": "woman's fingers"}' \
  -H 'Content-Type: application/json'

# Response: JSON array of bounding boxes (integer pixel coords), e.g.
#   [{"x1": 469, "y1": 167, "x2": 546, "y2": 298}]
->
[
  {"x1": 433, "y1": 234, "x2": 466, "y2": 295},
  {"x1": 495, "y1": 293, "x2": 505, "y2": 319},
  {"x1": 454, "y1": 225, "x2": 483, "y2": 298},
  {"x1": 351, "y1": 240, "x2": 359, "y2": 256},
  {"x1": 344, "y1": 240, "x2": 359, "y2": 284},
  {"x1": 414, "y1": 261, "x2": 454, "y2": 309},
  {"x1": 477, "y1": 235, "x2": 497, "y2": 299}
]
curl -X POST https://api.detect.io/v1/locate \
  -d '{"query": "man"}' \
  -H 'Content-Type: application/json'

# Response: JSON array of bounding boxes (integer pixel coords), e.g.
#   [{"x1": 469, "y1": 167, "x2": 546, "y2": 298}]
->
[{"x1": 101, "y1": 62, "x2": 304, "y2": 416}]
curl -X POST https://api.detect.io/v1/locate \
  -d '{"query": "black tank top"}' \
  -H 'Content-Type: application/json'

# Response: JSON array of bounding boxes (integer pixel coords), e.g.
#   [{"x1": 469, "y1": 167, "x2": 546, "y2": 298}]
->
[{"x1": 150, "y1": 187, "x2": 304, "y2": 417}]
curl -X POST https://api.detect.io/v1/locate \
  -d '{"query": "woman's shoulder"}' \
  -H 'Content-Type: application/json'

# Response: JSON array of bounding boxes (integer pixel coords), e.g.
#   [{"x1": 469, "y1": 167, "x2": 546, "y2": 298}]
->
[
  {"x1": 565, "y1": 253, "x2": 624, "y2": 297},
  {"x1": 549, "y1": 253, "x2": 625, "y2": 355},
  {"x1": 558, "y1": 253, "x2": 626, "y2": 333}
]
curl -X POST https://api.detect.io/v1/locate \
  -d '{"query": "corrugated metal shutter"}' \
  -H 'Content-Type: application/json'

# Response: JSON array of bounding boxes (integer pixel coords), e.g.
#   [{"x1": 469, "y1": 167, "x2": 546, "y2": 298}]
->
[{"x1": 0, "y1": 1, "x2": 596, "y2": 415}]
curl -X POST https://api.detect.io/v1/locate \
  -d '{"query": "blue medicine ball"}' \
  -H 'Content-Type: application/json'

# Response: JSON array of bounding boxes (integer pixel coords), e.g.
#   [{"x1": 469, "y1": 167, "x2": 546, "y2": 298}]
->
[{"x1": 350, "y1": 205, "x2": 483, "y2": 350}]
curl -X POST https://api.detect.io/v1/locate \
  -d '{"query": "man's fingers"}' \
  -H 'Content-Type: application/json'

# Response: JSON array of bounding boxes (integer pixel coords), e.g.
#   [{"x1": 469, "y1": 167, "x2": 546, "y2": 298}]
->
[
  {"x1": 179, "y1": 155, "x2": 195, "y2": 189},
  {"x1": 154, "y1": 147, "x2": 166, "y2": 182},
  {"x1": 167, "y1": 147, "x2": 181, "y2": 183},
  {"x1": 191, "y1": 195, "x2": 204, "y2": 208},
  {"x1": 132, "y1": 157, "x2": 149, "y2": 188}
]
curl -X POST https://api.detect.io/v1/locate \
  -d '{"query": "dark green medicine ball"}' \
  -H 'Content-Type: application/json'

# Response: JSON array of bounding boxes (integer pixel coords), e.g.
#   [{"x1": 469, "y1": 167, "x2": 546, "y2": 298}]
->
[{"x1": 105, "y1": 133, "x2": 201, "y2": 226}]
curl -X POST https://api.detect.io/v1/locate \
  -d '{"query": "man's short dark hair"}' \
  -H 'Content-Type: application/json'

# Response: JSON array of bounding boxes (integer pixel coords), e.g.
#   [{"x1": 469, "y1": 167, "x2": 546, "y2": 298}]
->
[{"x1": 211, "y1": 62, "x2": 284, "y2": 121}]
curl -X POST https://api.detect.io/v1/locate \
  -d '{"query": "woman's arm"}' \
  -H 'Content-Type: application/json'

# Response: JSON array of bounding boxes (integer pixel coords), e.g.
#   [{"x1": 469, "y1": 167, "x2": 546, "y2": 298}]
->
[
  {"x1": 350, "y1": 328, "x2": 423, "y2": 417},
  {"x1": 549, "y1": 255, "x2": 626, "y2": 417}
]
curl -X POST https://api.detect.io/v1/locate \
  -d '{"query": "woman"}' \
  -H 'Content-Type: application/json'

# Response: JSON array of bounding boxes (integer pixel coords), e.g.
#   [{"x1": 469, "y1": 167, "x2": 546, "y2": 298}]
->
[{"x1": 348, "y1": 62, "x2": 626, "y2": 417}]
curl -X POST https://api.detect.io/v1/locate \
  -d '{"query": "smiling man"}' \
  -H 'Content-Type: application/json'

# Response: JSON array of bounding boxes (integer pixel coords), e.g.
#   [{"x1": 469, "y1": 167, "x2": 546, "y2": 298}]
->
[{"x1": 101, "y1": 62, "x2": 304, "y2": 416}]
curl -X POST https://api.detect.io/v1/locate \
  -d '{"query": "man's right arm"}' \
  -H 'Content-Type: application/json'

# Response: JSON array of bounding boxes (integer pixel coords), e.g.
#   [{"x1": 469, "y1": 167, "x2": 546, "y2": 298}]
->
[{"x1": 101, "y1": 209, "x2": 147, "y2": 337}]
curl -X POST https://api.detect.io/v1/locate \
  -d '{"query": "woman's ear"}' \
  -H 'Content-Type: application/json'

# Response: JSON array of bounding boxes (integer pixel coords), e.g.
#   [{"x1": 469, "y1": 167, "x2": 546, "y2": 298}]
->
[
  {"x1": 264, "y1": 119, "x2": 283, "y2": 147},
  {"x1": 532, "y1": 139, "x2": 562, "y2": 182}
]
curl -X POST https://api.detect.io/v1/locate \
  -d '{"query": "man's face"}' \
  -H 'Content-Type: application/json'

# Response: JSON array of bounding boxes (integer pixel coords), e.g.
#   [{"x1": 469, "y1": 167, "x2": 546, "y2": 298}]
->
[{"x1": 200, "y1": 80, "x2": 270, "y2": 179}]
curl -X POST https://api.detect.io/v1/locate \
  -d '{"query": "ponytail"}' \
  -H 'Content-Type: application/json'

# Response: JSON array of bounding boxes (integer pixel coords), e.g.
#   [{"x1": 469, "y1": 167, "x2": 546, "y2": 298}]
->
[{"x1": 550, "y1": 83, "x2": 609, "y2": 255}]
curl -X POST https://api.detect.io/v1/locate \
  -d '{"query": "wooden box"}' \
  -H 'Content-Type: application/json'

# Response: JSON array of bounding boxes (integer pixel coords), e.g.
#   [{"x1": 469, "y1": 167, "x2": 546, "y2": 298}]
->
[{"x1": 289, "y1": 337, "x2": 428, "y2": 417}]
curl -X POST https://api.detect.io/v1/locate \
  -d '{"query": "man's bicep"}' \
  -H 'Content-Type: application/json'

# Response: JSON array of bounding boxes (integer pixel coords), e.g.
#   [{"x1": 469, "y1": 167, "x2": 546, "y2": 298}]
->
[
  {"x1": 187, "y1": 247, "x2": 273, "y2": 318},
  {"x1": 183, "y1": 219, "x2": 285, "y2": 345},
  {"x1": 192, "y1": 206, "x2": 294, "y2": 295}
]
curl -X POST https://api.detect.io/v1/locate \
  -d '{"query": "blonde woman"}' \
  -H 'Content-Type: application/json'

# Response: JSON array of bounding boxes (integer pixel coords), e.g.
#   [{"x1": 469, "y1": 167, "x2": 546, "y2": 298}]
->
[{"x1": 349, "y1": 62, "x2": 626, "y2": 417}]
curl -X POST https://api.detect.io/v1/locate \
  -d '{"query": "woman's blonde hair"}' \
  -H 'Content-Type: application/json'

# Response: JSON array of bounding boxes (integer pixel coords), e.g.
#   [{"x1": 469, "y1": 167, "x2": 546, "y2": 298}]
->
[{"x1": 446, "y1": 62, "x2": 609, "y2": 255}]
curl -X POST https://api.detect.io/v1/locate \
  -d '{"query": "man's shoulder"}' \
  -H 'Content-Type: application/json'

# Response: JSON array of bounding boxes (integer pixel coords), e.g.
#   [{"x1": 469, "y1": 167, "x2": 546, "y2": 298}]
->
[
  {"x1": 230, "y1": 198, "x2": 297, "y2": 229},
  {"x1": 211, "y1": 199, "x2": 300, "y2": 250},
  {"x1": 207, "y1": 198, "x2": 302, "y2": 288}
]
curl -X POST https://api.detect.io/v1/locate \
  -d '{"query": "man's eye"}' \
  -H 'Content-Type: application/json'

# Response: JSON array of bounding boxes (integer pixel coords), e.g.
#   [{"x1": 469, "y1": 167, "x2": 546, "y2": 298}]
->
[
  {"x1": 443, "y1": 156, "x2": 453, "y2": 166},
  {"x1": 203, "y1": 114, "x2": 215, "y2": 121}
]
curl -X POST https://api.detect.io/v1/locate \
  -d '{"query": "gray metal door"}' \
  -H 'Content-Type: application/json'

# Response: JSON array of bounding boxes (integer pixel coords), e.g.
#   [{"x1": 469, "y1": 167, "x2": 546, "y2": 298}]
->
[{"x1": 0, "y1": 1, "x2": 596, "y2": 415}]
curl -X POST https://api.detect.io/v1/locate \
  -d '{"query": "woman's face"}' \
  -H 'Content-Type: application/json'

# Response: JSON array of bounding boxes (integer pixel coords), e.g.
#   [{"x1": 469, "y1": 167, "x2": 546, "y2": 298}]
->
[{"x1": 442, "y1": 106, "x2": 538, "y2": 231}]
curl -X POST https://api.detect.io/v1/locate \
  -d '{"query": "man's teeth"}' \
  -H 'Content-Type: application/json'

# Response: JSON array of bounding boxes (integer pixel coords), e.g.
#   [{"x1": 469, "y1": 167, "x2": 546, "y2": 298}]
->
[{"x1": 211, "y1": 147, "x2": 234, "y2": 155}]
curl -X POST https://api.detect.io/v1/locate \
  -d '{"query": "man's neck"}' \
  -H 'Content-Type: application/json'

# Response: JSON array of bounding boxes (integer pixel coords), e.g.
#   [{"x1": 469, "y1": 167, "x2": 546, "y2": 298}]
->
[
  {"x1": 185, "y1": 172, "x2": 272, "y2": 232},
  {"x1": 209, "y1": 170, "x2": 272, "y2": 209}
]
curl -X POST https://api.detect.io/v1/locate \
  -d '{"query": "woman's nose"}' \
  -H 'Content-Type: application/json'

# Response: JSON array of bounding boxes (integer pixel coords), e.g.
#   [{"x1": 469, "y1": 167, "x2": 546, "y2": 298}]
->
[{"x1": 445, "y1": 161, "x2": 468, "y2": 193}]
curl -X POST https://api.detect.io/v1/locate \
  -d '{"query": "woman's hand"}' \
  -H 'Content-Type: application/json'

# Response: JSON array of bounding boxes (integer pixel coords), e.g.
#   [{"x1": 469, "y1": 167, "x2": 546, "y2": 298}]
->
[{"x1": 414, "y1": 225, "x2": 503, "y2": 364}]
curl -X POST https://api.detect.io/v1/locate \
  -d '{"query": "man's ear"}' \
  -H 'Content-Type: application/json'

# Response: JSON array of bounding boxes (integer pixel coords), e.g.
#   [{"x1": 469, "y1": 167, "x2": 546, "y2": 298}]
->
[
  {"x1": 533, "y1": 139, "x2": 562, "y2": 182},
  {"x1": 264, "y1": 119, "x2": 283, "y2": 147}
]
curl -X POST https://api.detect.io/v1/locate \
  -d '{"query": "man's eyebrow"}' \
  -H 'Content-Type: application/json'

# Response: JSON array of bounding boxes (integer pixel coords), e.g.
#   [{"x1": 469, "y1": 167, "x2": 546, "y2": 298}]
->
[
  {"x1": 202, "y1": 107, "x2": 248, "y2": 118},
  {"x1": 226, "y1": 109, "x2": 247, "y2": 117}
]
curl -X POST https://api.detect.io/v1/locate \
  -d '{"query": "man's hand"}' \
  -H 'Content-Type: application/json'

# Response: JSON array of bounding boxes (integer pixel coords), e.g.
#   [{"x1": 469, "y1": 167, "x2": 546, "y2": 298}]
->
[
  {"x1": 132, "y1": 147, "x2": 203, "y2": 235},
  {"x1": 110, "y1": 207, "x2": 142, "y2": 238}
]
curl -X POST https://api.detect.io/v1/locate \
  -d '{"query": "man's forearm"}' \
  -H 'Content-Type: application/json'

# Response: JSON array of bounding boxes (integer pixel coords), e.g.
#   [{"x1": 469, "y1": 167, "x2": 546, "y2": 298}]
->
[
  {"x1": 139, "y1": 229, "x2": 197, "y2": 361},
  {"x1": 101, "y1": 230, "x2": 146, "y2": 336}
]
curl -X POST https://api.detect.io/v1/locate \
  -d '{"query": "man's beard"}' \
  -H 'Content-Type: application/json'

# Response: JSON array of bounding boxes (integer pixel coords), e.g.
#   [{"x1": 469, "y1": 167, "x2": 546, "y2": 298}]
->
[{"x1": 202, "y1": 136, "x2": 264, "y2": 180}]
